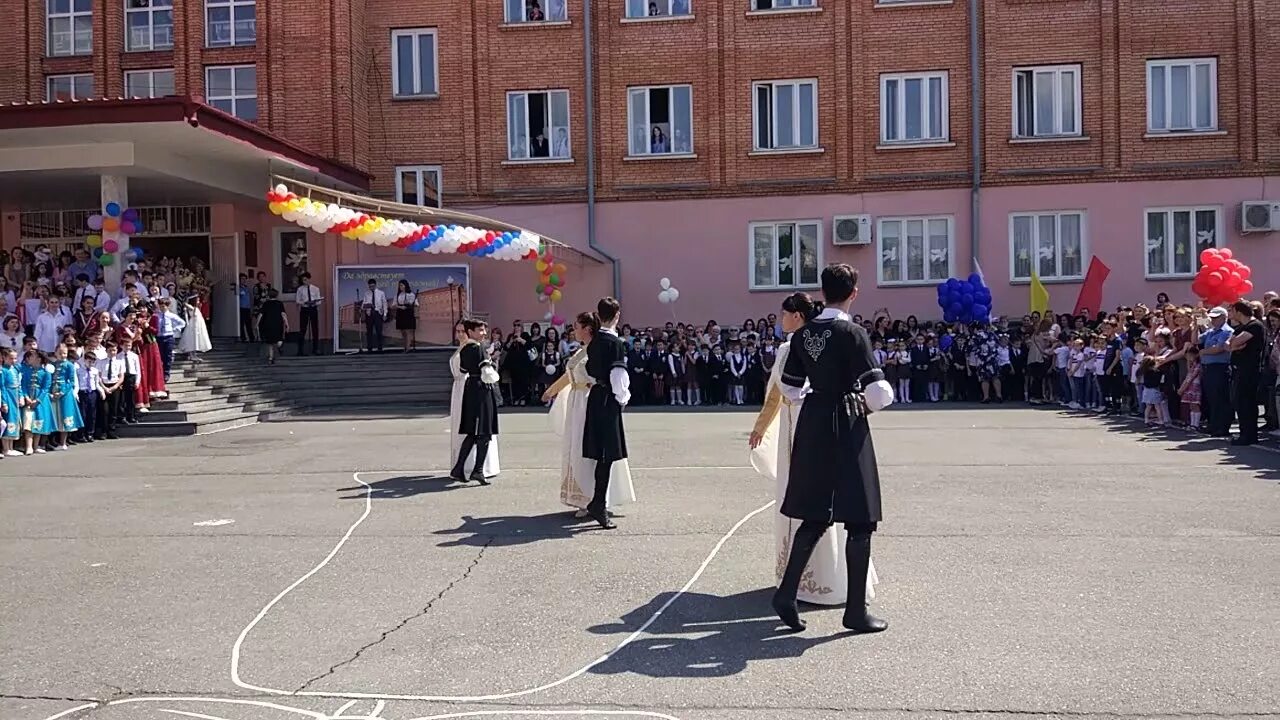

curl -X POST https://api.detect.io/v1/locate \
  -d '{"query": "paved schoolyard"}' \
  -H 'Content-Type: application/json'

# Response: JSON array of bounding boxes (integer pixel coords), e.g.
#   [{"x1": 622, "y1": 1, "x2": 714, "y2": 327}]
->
[{"x1": 1, "y1": 405, "x2": 1277, "y2": 720}]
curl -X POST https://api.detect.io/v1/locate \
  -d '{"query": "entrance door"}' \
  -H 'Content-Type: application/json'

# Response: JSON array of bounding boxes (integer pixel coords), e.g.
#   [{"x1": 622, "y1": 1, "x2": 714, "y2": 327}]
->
[{"x1": 209, "y1": 233, "x2": 241, "y2": 339}]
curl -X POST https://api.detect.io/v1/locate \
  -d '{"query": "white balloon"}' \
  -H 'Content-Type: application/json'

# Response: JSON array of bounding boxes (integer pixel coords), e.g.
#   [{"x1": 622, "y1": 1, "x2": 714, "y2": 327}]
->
[
  {"x1": 658, "y1": 290, "x2": 671, "y2": 304},
  {"x1": 667, "y1": 287, "x2": 679, "y2": 302},
  {"x1": 274, "y1": 183, "x2": 288, "y2": 194},
  {"x1": 282, "y1": 210, "x2": 298, "y2": 222},
  {"x1": 660, "y1": 277, "x2": 671, "y2": 290},
  {"x1": 544, "y1": 311, "x2": 553, "y2": 320}
]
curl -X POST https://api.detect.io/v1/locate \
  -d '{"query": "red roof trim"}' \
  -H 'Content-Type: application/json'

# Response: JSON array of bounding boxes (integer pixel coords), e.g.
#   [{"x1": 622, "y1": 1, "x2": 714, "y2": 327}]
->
[{"x1": 0, "y1": 96, "x2": 372, "y2": 190}]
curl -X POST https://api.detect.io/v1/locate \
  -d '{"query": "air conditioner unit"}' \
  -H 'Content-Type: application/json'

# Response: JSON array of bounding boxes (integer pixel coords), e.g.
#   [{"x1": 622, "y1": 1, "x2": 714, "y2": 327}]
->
[
  {"x1": 832, "y1": 214, "x2": 873, "y2": 246},
  {"x1": 1240, "y1": 201, "x2": 1280, "y2": 233}
]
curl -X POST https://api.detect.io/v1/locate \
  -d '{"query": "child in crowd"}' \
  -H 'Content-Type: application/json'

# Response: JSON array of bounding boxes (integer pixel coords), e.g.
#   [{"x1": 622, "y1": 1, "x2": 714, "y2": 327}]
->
[
  {"x1": 726, "y1": 340, "x2": 746, "y2": 406},
  {"x1": 76, "y1": 345, "x2": 102, "y2": 443},
  {"x1": 20, "y1": 348, "x2": 54, "y2": 454},
  {"x1": 0, "y1": 347, "x2": 19, "y2": 457},
  {"x1": 1053, "y1": 338, "x2": 1072, "y2": 406},
  {"x1": 51, "y1": 343, "x2": 82, "y2": 450},
  {"x1": 892, "y1": 339, "x2": 911, "y2": 403},
  {"x1": 119, "y1": 338, "x2": 140, "y2": 425},
  {"x1": 910, "y1": 335, "x2": 931, "y2": 404},
  {"x1": 1178, "y1": 346, "x2": 1203, "y2": 431},
  {"x1": 1067, "y1": 337, "x2": 1088, "y2": 410},
  {"x1": 996, "y1": 335, "x2": 1013, "y2": 400},
  {"x1": 1140, "y1": 355, "x2": 1169, "y2": 426},
  {"x1": 707, "y1": 345, "x2": 726, "y2": 405},
  {"x1": 99, "y1": 339, "x2": 124, "y2": 439},
  {"x1": 927, "y1": 336, "x2": 944, "y2": 403},
  {"x1": 683, "y1": 344, "x2": 700, "y2": 406},
  {"x1": 1120, "y1": 339, "x2": 1137, "y2": 413},
  {"x1": 1087, "y1": 335, "x2": 1106, "y2": 411}
]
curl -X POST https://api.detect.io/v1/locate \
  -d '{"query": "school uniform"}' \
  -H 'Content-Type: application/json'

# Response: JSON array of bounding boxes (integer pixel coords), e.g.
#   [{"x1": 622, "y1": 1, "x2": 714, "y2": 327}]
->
[
  {"x1": 156, "y1": 309, "x2": 186, "y2": 382},
  {"x1": 909, "y1": 343, "x2": 931, "y2": 402},
  {"x1": 295, "y1": 283, "x2": 324, "y2": 355},
  {"x1": 119, "y1": 350, "x2": 140, "y2": 423},
  {"x1": 362, "y1": 287, "x2": 389, "y2": 352},
  {"x1": 96, "y1": 350, "x2": 123, "y2": 438},
  {"x1": 76, "y1": 361, "x2": 101, "y2": 441}
]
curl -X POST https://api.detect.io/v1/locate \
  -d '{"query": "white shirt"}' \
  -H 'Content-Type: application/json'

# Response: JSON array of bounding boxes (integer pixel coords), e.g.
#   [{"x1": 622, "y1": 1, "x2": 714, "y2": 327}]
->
[
  {"x1": 1054, "y1": 345, "x2": 1071, "y2": 369},
  {"x1": 73, "y1": 286, "x2": 98, "y2": 309},
  {"x1": 34, "y1": 311, "x2": 65, "y2": 352},
  {"x1": 780, "y1": 306, "x2": 894, "y2": 411},
  {"x1": 599, "y1": 326, "x2": 631, "y2": 406},
  {"x1": 124, "y1": 350, "x2": 141, "y2": 377},
  {"x1": 395, "y1": 292, "x2": 418, "y2": 309},
  {"x1": 110, "y1": 297, "x2": 135, "y2": 322},
  {"x1": 157, "y1": 310, "x2": 186, "y2": 338},
  {"x1": 363, "y1": 288, "x2": 388, "y2": 316},
  {"x1": 997, "y1": 346, "x2": 1011, "y2": 367},
  {"x1": 76, "y1": 362, "x2": 101, "y2": 393},
  {"x1": 296, "y1": 284, "x2": 324, "y2": 308},
  {"x1": 102, "y1": 354, "x2": 126, "y2": 387},
  {"x1": 0, "y1": 331, "x2": 20, "y2": 350}
]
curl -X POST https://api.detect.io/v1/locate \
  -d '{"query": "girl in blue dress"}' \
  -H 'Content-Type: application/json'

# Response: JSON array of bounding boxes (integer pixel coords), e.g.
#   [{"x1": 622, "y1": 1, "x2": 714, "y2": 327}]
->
[
  {"x1": 52, "y1": 343, "x2": 83, "y2": 450},
  {"x1": 20, "y1": 349, "x2": 55, "y2": 455},
  {"x1": 0, "y1": 347, "x2": 21, "y2": 457}
]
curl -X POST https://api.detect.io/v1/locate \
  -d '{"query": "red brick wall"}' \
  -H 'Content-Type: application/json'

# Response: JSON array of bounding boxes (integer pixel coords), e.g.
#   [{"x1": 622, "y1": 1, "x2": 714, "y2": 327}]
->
[{"x1": 1, "y1": 0, "x2": 1274, "y2": 204}]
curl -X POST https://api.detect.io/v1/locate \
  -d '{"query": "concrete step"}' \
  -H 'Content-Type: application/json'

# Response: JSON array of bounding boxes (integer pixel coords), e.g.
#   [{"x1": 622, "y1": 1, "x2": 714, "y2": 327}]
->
[
  {"x1": 197, "y1": 376, "x2": 453, "y2": 393},
  {"x1": 115, "y1": 407, "x2": 260, "y2": 437}
]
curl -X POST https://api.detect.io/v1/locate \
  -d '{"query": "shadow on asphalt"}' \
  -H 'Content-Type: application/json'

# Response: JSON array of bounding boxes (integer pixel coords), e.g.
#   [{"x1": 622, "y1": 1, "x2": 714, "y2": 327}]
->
[
  {"x1": 1085, "y1": 411, "x2": 1280, "y2": 483},
  {"x1": 336, "y1": 474, "x2": 483, "y2": 500},
  {"x1": 587, "y1": 588, "x2": 850, "y2": 678},
  {"x1": 432, "y1": 511, "x2": 610, "y2": 547}
]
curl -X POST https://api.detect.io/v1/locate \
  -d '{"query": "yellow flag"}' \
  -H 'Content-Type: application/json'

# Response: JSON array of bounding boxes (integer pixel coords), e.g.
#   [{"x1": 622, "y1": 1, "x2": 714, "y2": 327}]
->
[{"x1": 1030, "y1": 270, "x2": 1050, "y2": 315}]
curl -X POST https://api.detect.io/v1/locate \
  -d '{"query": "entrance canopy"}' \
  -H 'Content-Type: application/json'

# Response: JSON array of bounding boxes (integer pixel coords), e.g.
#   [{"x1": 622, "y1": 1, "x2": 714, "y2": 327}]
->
[{"x1": 0, "y1": 96, "x2": 370, "y2": 209}]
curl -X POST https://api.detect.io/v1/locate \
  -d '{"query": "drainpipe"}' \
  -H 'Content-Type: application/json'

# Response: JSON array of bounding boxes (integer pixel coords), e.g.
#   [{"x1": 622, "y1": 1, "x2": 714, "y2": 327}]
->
[
  {"x1": 968, "y1": 0, "x2": 982, "y2": 275},
  {"x1": 583, "y1": 0, "x2": 621, "y2": 299}
]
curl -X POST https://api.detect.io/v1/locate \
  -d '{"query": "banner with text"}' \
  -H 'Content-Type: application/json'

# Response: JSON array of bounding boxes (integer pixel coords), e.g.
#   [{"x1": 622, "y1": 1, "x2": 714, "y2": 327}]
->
[{"x1": 333, "y1": 264, "x2": 471, "y2": 353}]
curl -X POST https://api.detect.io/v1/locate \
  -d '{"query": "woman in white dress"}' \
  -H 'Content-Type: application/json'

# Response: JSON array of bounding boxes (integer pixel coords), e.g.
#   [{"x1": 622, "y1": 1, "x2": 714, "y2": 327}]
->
[
  {"x1": 450, "y1": 322, "x2": 500, "y2": 479},
  {"x1": 543, "y1": 312, "x2": 636, "y2": 517},
  {"x1": 177, "y1": 291, "x2": 212, "y2": 360},
  {"x1": 749, "y1": 292, "x2": 878, "y2": 606}
]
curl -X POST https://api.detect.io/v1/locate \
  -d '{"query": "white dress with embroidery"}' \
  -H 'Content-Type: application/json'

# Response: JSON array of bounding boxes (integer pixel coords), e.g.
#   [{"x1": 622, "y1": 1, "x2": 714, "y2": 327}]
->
[
  {"x1": 750, "y1": 339, "x2": 878, "y2": 605},
  {"x1": 449, "y1": 348, "x2": 500, "y2": 478},
  {"x1": 548, "y1": 348, "x2": 635, "y2": 510}
]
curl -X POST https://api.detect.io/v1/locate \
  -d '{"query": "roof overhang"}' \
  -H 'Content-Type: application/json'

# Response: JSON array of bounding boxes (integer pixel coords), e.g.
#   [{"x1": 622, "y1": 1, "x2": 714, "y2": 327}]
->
[{"x1": 0, "y1": 97, "x2": 371, "y2": 208}]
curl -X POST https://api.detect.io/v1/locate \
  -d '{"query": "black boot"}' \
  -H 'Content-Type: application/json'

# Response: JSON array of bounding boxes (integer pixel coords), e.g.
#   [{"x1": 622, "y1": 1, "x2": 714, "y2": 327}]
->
[
  {"x1": 771, "y1": 521, "x2": 828, "y2": 632},
  {"x1": 450, "y1": 436, "x2": 475, "y2": 482},
  {"x1": 842, "y1": 532, "x2": 888, "y2": 634},
  {"x1": 587, "y1": 460, "x2": 616, "y2": 529},
  {"x1": 469, "y1": 437, "x2": 492, "y2": 486}
]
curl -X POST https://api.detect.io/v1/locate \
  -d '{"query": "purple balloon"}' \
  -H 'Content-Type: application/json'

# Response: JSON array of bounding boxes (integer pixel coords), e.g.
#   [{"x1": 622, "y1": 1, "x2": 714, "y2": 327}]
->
[
  {"x1": 122, "y1": 208, "x2": 139, "y2": 222},
  {"x1": 120, "y1": 221, "x2": 136, "y2": 235},
  {"x1": 87, "y1": 214, "x2": 104, "y2": 231}
]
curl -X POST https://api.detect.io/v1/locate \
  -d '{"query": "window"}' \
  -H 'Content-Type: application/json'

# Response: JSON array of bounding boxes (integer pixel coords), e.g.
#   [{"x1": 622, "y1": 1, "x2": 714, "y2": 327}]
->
[
  {"x1": 274, "y1": 228, "x2": 308, "y2": 295},
  {"x1": 877, "y1": 216, "x2": 952, "y2": 285},
  {"x1": 1144, "y1": 207, "x2": 1219, "y2": 278},
  {"x1": 751, "y1": 0, "x2": 816, "y2": 9},
  {"x1": 1147, "y1": 58, "x2": 1216, "y2": 133},
  {"x1": 750, "y1": 221, "x2": 821, "y2": 290},
  {"x1": 46, "y1": 0, "x2": 92, "y2": 57},
  {"x1": 752, "y1": 80, "x2": 817, "y2": 151},
  {"x1": 628, "y1": 85, "x2": 693, "y2": 156},
  {"x1": 395, "y1": 166, "x2": 442, "y2": 208},
  {"x1": 1010, "y1": 212, "x2": 1085, "y2": 281},
  {"x1": 506, "y1": 90, "x2": 571, "y2": 160},
  {"x1": 46, "y1": 74, "x2": 93, "y2": 101},
  {"x1": 880, "y1": 72, "x2": 948, "y2": 144},
  {"x1": 125, "y1": 0, "x2": 173, "y2": 51},
  {"x1": 504, "y1": 0, "x2": 567, "y2": 23},
  {"x1": 206, "y1": 65, "x2": 257, "y2": 121},
  {"x1": 206, "y1": 0, "x2": 255, "y2": 47},
  {"x1": 125, "y1": 69, "x2": 176, "y2": 98},
  {"x1": 390, "y1": 29, "x2": 438, "y2": 98},
  {"x1": 626, "y1": 0, "x2": 691, "y2": 17},
  {"x1": 1013, "y1": 65, "x2": 1080, "y2": 138}
]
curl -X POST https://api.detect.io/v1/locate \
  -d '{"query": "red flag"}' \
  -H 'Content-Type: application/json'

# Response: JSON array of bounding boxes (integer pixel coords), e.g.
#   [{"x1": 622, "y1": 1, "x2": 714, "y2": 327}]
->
[{"x1": 1073, "y1": 257, "x2": 1111, "y2": 317}]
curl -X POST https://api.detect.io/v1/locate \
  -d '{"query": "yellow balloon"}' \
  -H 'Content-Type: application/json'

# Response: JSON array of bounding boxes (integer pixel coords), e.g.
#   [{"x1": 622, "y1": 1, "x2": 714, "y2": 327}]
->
[
  {"x1": 267, "y1": 202, "x2": 282, "y2": 215},
  {"x1": 536, "y1": 260, "x2": 548, "y2": 273},
  {"x1": 550, "y1": 289, "x2": 562, "y2": 303},
  {"x1": 86, "y1": 234, "x2": 103, "y2": 248}
]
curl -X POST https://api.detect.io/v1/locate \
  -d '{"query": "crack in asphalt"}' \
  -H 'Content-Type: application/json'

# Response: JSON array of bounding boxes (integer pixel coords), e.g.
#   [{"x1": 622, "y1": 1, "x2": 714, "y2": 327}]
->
[
  {"x1": 293, "y1": 537, "x2": 494, "y2": 693},
  {"x1": 0, "y1": 693, "x2": 100, "y2": 703}
]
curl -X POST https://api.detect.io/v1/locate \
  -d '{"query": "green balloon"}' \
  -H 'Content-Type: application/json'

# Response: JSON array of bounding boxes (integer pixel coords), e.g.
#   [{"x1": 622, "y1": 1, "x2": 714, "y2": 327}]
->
[
  {"x1": 97, "y1": 254, "x2": 115, "y2": 267},
  {"x1": 549, "y1": 273, "x2": 560, "y2": 286},
  {"x1": 536, "y1": 283, "x2": 545, "y2": 294}
]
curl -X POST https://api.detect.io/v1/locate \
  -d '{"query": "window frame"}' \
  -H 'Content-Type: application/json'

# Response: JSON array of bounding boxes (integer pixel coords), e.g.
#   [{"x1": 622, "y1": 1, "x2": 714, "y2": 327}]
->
[
  {"x1": 46, "y1": 73, "x2": 94, "y2": 102},
  {"x1": 1007, "y1": 210, "x2": 1088, "y2": 282},
  {"x1": 624, "y1": 0, "x2": 692, "y2": 18},
  {"x1": 1011, "y1": 64, "x2": 1082, "y2": 139},
  {"x1": 504, "y1": 0, "x2": 569, "y2": 23},
  {"x1": 626, "y1": 84, "x2": 695, "y2": 157},
  {"x1": 880, "y1": 71, "x2": 950, "y2": 145},
  {"x1": 1145, "y1": 58, "x2": 1218, "y2": 134},
  {"x1": 875, "y1": 215, "x2": 955, "y2": 287},
  {"x1": 749, "y1": 0, "x2": 817, "y2": 10},
  {"x1": 505, "y1": 89, "x2": 573, "y2": 162},
  {"x1": 124, "y1": 68, "x2": 176, "y2": 98},
  {"x1": 46, "y1": 0, "x2": 93, "y2": 57},
  {"x1": 390, "y1": 28, "x2": 439, "y2": 99},
  {"x1": 394, "y1": 165, "x2": 444, "y2": 209},
  {"x1": 750, "y1": 78, "x2": 819, "y2": 152},
  {"x1": 205, "y1": 0, "x2": 256, "y2": 48},
  {"x1": 124, "y1": 0, "x2": 174, "y2": 52},
  {"x1": 1142, "y1": 205, "x2": 1223, "y2": 280},
  {"x1": 747, "y1": 219, "x2": 824, "y2": 291},
  {"x1": 205, "y1": 64, "x2": 258, "y2": 121}
]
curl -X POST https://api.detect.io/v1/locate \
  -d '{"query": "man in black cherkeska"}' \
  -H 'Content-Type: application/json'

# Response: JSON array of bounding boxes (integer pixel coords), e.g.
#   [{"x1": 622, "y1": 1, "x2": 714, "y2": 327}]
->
[
  {"x1": 450, "y1": 319, "x2": 499, "y2": 485},
  {"x1": 774, "y1": 263, "x2": 896, "y2": 634},
  {"x1": 581, "y1": 297, "x2": 631, "y2": 530}
]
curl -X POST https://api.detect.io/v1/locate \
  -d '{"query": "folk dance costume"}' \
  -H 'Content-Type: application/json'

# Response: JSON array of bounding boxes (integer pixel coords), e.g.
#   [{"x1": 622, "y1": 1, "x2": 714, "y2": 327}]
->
[
  {"x1": 751, "y1": 336, "x2": 878, "y2": 606},
  {"x1": 20, "y1": 364, "x2": 56, "y2": 437},
  {"x1": 53, "y1": 359, "x2": 84, "y2": 434},
  {"x1": 449, "y1": 343, "x2": 500, "y2": 479},
  {"x1": 581, "y1": 327, "x2": 630, "y2": 529},
  {"x1": 449, "y1": 340, "x2": 500, "y2": 484},
  {"x1": 773, "y1": 308, "x2": 894, "y2": 633},
  {"x1": 1, "y1": 364, "x2": 21, "y2": 442},
  {"x1": 547, "y1": 348, "x2": 636, "y2": 515}
]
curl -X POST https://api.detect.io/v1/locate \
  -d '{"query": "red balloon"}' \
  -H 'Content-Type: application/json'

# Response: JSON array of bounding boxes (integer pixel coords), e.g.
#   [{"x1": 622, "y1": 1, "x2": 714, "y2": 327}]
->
[
  {"x1": 1219, "y1": 247, "x2": 1233, "y2": 260},
  {"x1": 1228, "y1": 271, "x2": 1243, "y2": 287},
  {"x1": 1199, "y1": 249, "x2": 1217, "y2": 265},
  {"x1": 1238, "y1": 265, "x2": 1252, "y2": 281},
  {"x1": 1207, "y1": 271, "x2": 1225, "y2": 286},
  {"x1": 1239, "y1": 279, "x2": 1254, "y2": 295}
]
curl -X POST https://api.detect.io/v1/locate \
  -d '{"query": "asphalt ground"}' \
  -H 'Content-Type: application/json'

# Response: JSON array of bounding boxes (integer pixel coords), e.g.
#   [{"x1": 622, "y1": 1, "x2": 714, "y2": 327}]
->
[{"x1": 1, "y1": 404, "x2": 1277, "y2": 720}]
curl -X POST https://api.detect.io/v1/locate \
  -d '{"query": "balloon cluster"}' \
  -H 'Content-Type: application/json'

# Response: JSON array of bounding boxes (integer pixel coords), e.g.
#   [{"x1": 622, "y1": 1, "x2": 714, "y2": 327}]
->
[
  {"x1": 1192, "y1": 248, "x2": 1253, "y2": 306},
  {"x1": 265, "y1": 184, "x2": 540, "y2": 260},
  {"x1": 657, "y1": 277, "x2": 680, "y2": 305},
  {"x1": 535, "y1": 243, "x2": 567, "y2": 304},
  {"x1": 936, "y1": 273, "x2": 993, "y2": 325},
  {"x1": 85, "y1": 203, "x2": 143, "y2": 268}
]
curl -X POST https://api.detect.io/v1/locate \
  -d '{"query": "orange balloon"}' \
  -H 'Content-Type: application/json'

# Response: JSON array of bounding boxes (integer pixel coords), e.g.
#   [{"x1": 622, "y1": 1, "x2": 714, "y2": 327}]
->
[{"x1": 102, "y1": 218, "x2": 120, "y2": 232}]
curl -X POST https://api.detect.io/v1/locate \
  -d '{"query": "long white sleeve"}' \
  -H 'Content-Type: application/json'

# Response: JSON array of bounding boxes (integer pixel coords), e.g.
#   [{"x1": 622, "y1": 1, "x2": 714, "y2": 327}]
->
[
  {"x1": 779, "y1": 382, "x2": 806, "y2": 403},
  {"x1": 609, "y1": 366, "x2": 631, "y2": 406},
  {"x1": 864, "y1": 379, "x2": 895, "y2": 412}
]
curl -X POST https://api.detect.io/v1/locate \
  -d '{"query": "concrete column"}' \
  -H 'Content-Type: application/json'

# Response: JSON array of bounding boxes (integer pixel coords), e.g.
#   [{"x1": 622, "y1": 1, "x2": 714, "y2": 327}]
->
[{"x1": 100, "y1": 174, "x2": 129, "y2": 293}]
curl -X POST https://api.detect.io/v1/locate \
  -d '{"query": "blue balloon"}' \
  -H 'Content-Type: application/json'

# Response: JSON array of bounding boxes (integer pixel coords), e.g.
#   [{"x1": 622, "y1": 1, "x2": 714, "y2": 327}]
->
[
  {"x1": 940, "y1": 335, "x2": 954, "y2": 350},
  {"x1": 960, "y1": 294, "x2": 974, "y2": 308},
  {"x1": 104, "y1": 202, "x2": 121, "y2": 217},
  {"x1": 408, "y1": 239, "x2": 429, "y2": 252},
  {"x1": 968, "y1": 273, "x2": 983, "y2": 286},
  {"x1": 943, "y1": 311, "x2": 957, "y2": 324},
  {"x1": 971, "y1": 304, "x2": 989, "y2": 319},
  {"x1": 948, "y1": 302, "x2": 964, "y2": 316},
  {"x1": 936, "y1": 282, "x2": 949, "y2": 296},
  {"x1": 129, "y1": 246, "x2": 145, "y2": 259},
  {"x1": 946, "y1": 278, "x2": 961, "y2": 290}
]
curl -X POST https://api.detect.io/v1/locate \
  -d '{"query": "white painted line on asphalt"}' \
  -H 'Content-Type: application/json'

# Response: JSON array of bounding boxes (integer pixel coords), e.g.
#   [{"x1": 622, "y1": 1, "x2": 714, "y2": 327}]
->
[
  {"x1": 193, "y1": 519, "x2": 235, "y2": 527},
  {"x1": 229, "y1": 469, "x2": 775, "y2": 704},
  {"x1": 108, "y1": 697, "x2": 326, "y2": 718},
  {"x1": 39, "y1": 703, "x2": 99, "y2": 720}
]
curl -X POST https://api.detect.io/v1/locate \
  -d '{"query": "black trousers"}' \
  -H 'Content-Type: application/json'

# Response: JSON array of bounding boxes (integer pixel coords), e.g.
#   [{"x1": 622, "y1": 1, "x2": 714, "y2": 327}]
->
[
  {"x1": 158, "y1": 336, "x2": 175, "y2": 380},
  {"x1": 99, "y1": 389, "x2": 118, "y2": 436},
  {"x1": 365, "y1": 311, "x2": 384, "y2": 351},
  {"x1": 298, "y1": 306, "x2": 321, "y2": 355},
  {"x1": 1202, "y1": 364, "x2": 1232, "y2": 435},
  {"x1": 1233, "y1": 371, "x2": 1259, "y2": 443},
  {"x1": 78, "y1": 391, "x2": 97, "y2": 439},
  {"x1": 452, "y1": 434, "x2": 491, "y2": 477},
  {"x1": 239, "y1": 308, "x2": 255, "y2": 342},
  {"x1": 588, "y1": 459, "x2": 612, "y2": 512},
  {"x1": 119, "y1": 376, "x2": 138, "y2": 422}
]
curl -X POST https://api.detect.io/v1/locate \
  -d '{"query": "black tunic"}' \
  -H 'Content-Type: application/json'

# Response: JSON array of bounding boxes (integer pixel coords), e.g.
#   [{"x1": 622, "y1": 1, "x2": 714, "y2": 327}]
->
[
  {"x1": 781, "y1": 317, "x2": 883, "y2": 526},
  {"x1": 582, "y1": 330, "x2": 628, "y2": 462},
  {"x1": 457, "y1": 341, "x2": 499, "y2": 437}
]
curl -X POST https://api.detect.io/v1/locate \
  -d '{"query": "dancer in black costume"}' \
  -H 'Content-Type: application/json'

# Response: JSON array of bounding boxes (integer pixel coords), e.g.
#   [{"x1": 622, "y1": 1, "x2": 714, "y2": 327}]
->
[
  {"x1": 450, "y1": 319, "x2": 500, "y2": 485},
  {"x1": 581, "y1": 297, "x2": 630, "y2": 530}
]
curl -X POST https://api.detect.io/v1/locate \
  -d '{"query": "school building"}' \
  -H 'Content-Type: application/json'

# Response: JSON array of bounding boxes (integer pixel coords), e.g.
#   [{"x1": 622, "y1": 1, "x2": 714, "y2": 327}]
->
[{"x1": 1, "y1": 0, "x2": 1277, "y2": 338}]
